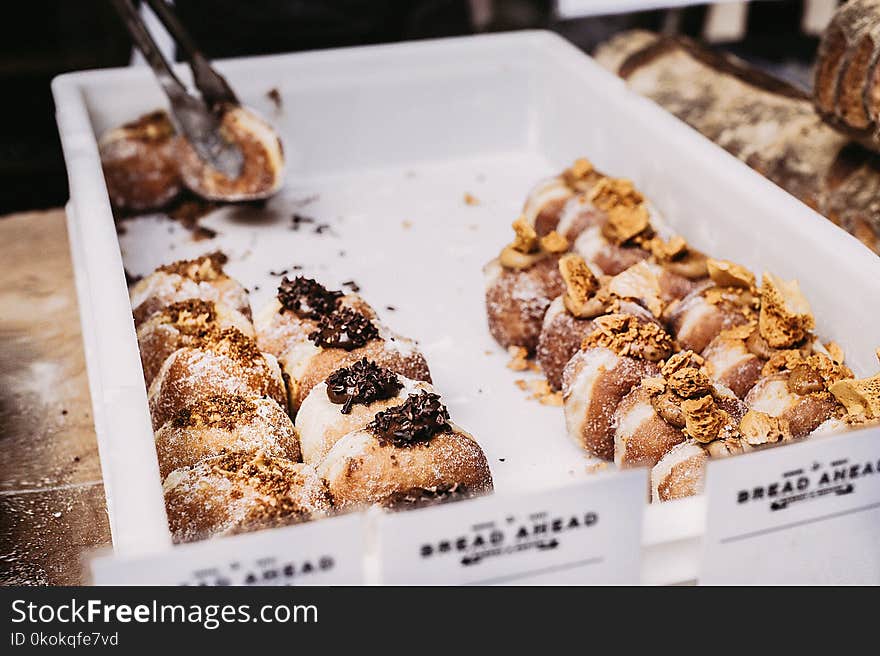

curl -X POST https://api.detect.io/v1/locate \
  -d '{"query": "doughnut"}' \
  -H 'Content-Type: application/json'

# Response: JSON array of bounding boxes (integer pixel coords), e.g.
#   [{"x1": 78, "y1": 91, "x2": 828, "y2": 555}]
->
[
  {"x1": 667, "y1": 282, "x2": 755, "y2": 354},
  {"x1": 254, "y1": 276, "x2": 373, "y2": 356},
  {"x1": 573, "y1": 225, "x2": 649, "y2": 276},
  {"x1": 562, "y1": 314, "x2": 673, "y2": 459},
  {"x1": 702, "y1": 334, "x2": 764, "y2": 398},
  {"x1": 137, "y1": 298, "x2": 254, "y2": 386},
  {"x1": 612, "y1": 352, "x2": 746, "y2": 468},
  {"x1": 148, "y1": 327, "x2": 286, "y2": 430},
  {"x1": 650, "y1": 441, "x2": 708, "y2": 502},
  {"x1": 130, "y1": 253, "x2": 251, "y2": 326},
  {"x1": 99, "y1": 110, "x2": 182, "y2": 212},
  {"x1": 175, "y1": 105, "x2": 285, "y2": 202},
  {"x1": 163, "y1": 451, "x2": 331, "y2": 543},
  {"x1": 745, "y1": 373, "x2": 844, "y2": 438},
  {"x1": 316, "y1": 391, "x2": 492, "y2": 508},
  {"x1": 484, "y1": 218, "x2": 567, "y2": 353},
  {"x1": 154, "y1": 394, "x2": 300, "y2": 479},
  {"x1": 522, "y1": 158, "x2": 603, "y2": 236},
  {"x1": 279, "y1": 306, "x2": 431, "y2": 413},
  {"x1": 296, "y1": 359, "x2": 432, "y2": 464},
  {"x1": 536, "y1": 255, "x2": 658, "y2": 390}
]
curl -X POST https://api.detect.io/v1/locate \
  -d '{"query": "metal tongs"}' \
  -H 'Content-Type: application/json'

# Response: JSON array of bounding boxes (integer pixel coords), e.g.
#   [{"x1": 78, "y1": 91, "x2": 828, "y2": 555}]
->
[{"x1": 111, "y1": 0, "x2": 244, "y2": 179}]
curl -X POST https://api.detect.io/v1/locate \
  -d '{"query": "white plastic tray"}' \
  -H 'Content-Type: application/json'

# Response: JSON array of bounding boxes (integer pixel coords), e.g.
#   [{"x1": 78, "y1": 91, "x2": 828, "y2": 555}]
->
[{"x1": 52, "y1": 30, "x2": 880, "y2": 584}]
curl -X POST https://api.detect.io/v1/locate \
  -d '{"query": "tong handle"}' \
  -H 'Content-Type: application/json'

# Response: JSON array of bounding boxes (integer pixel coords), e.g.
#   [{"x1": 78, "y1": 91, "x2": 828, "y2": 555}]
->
[{"x1": 145, "y1": 0, "x2": 239, "y2": 108}]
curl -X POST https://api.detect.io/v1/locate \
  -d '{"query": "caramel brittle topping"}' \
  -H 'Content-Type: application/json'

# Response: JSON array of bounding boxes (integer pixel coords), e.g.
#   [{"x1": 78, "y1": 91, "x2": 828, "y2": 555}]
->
[
  {"x1": 581, "y1": 314, "x2": 673, "y2": 361},
  {"x1": 647, "y1": 235, "x2": 688, "y2": 261},
  {"x1": 825, "y1": 341, "x2": 845, "y2": 364},
  {"x1": 720, "y1": 322, "x2": 756, "y2": 341},
  {"x1": 707, "y1": 259, "x2": 755, "y2": 289},
  {"x1": 758, "y1": 273, "x2": 815, "y2": 348},
  {"x1": 661, "y1": 350, "x2": 705, "y2": 377},
  {"x1": 588, "y1": 177, "x2": 643, "y2": 212},
  {"x1": 607, "y1": 261, "x2": 663, "y2": 316},
  {"x1": 511, "y1": 217, "x2": 538, "y2": 254},
  {"x1": 739, "y1": 410, "x2": 791, "y2": 446},
  {"x1": 559, "y1": 254, "x2": 599, "y2": 318},
  {"x1": 602, "y1": 204, "x2": 650, "y2": 245},
  {"x1": 829, "y1": 374, "x2": 880, "y2": 421},
  {"x1": 680, "y1": 395, "x2": 726, "y2": 443},
  {"x1": 540, "y1": 231, "x2": 569, "y2": 254},
  {"x1": 568, "y1": 158, "x2": 594, "y2": 180},
  {"x1": 762, "y1": 352, "x2": 852, "y2": 394},
  {"x1": 506, "y1": 346, "x2": 530, "y2": 372},
  {"x1": 667, "y1": 367, "x2": 713, "y2": 399}
]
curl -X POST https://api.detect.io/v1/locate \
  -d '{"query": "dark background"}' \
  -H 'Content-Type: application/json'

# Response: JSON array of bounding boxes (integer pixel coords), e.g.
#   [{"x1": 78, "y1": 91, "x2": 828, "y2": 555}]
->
[{"x1": 0, "y1": 0, "x2": 831, "y2": 215}]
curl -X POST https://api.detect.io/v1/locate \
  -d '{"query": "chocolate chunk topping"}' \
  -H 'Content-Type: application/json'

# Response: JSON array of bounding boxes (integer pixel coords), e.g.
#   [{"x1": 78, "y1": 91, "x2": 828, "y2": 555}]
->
[
  {"x1": 308, "y1": 307, "x2": 379, "y2": 350},
  {"x1": 277, "y1": 276, "x2": 342, "y2": 319},
  {"x1": 382, "y1": 483, "x2": 469, "y2": 510},
  {"x1": 325, "y1": 358, "x2": 403, "y2": 414},
  {"x1": 366, "y1": 391, "x2": 450, "y2": 447}
]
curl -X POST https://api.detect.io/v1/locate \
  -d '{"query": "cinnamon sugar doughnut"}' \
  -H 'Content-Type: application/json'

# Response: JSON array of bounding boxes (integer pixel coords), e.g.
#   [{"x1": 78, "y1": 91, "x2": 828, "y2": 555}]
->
[
  {"x1": 613, "y1": 385, "x2": 687, "y2": 469},
  {"x1": 163, "y1": 451, "x2": 331, "y2": 543},
  {"x1": 148, "y1": 327, "x2": 286, "y2": 430},
  {"x1": 279, "y1": 307, "x2": 431, "y2": 414},
  {"x1": 154, "y1": 394, "x2": 300, "y2": 479},
  {"x1": 316, "y1": 392, "x2": 492, "y2": 508},
  {"x1": 522, "y1": 158, "x2": 603, "y2": 236},
  {"x1": 573, "y1": 225, "x2": 649, "y2": 275},
  {"x1": 650, "y1": 441, "x2": 708, "y2": 502},
  {"x1": 175, "y1": 105, "x2": 284, "y2": 202},
  {"x1": 666, "y1": 282, "x2": 755, "y2": 353},
  {"x1": 702, "y1": 335, "x2": 764, "y2": 398},
  {"x1": 254, "y1": 276, "x2": 373, "y2": 356},
  {"x1": 137, "y1": 298, "x2": 254, "y2": 386},
  {"x1": 296, "y1": 360, "x2": 432, "y2": 464},
  {"x1": 99, "y1": 110, "x2": 182, "y2": 212},
  {"x1": 131, "y1": 253, "x2": 251, "y2": 326},
  {"x1": 745, "y1": 373, "x2": 844, "y2": 438}
]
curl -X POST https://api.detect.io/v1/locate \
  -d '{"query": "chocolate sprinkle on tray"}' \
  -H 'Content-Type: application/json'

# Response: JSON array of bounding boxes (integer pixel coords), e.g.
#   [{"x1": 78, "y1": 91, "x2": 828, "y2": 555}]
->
[
  {"x1": 266, "y1": 87, "x2": 282, "y2": 109},
  {"x1": 341, "y1": 280, "x2": 361, "y2": 293},
  {"x1": 367, "y1": 391, "x2": 451, "y2": 447},
  {"x1": 308, "y1": 307, "x2": 379, "y2": 351},
  {"x1": 277, "y1": 276, "x2": 343, "y2": 319},
  {"x1": 290, "y1": 214, "x2": 315, "y2": 231},
  {"x1": 325, "y1": 358, "x2": 403, "y2": 414}
]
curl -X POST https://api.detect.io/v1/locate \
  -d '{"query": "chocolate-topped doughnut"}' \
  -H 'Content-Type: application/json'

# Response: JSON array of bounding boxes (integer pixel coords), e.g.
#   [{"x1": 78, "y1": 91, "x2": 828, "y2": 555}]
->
[
  {"x1": 296, "y1": 359, "x2": 433, "y2": 464},
  {"x1": 130, "y1": 253, "x2": 251, "y2": 326},
  {"x1": 164, "y1": 451, "x2": 331, "y2": 543},
  {"x1": 317, "y1": 391, "x2": 492, "y2": 508},
  {"x1": 154, "y1": 394, "x2": 300, "y2": 479},
  {"x1": 562, "y1": 313, "x2": 674, "y2": 459},
  {"x1": 484, "y1": 218, "x2": 568, "y2": 353},
  {"x1": 99, "y1": 110, "x2": 182, "y2": 212},
  {"x1": 148, "y1": 327, "x2": 286, "y2": 430},
  {"x1": 254, "y1": 276, "x2": 374, "y2": 356},
  {"x1": 279, "y1": 306, "x2": 431, "y2": 413},
  {"x1": 137, "y1": 298, "x2": 254, "y2": 386}
]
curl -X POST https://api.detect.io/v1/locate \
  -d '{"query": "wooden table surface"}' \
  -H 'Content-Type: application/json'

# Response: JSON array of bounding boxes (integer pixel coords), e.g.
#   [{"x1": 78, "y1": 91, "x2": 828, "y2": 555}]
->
[{"x1": 0, "y1": 208, "x2": 110, "y2": 586}]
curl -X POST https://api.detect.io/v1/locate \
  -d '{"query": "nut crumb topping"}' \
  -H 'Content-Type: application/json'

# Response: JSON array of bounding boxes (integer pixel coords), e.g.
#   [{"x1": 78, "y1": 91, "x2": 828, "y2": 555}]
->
[
  {"x1": 559, "y1": 254, "x2": 600, "y2": 318},
  {"x1": 203, "y1": 327, "x2": 263, "y2": 363},
  {"x1": 739, "y1": 410, "x2": 791, "y2": 446},
  {"x1": 581, "y1": 314, "x2": 673, "y2": 362},
  {"x1": 719, "y1": 322, "x2": 756, "y2": 341},
  {"x1": 758, "y1": 273, "x2": 815, "y2": 348},
  {"x1": 829, "y1": 374, "x2": 880, "y2": 422},
  {"x1": 707, "y1": 259, "x2": 755, "y2": 289},
  {"x1": 540, "y1": 231, "x2": 569, "y2": 254},
  {"x1": 157, "y1": 252, "x2": 228, "y2": 282},
  {"x1": 762, "y1": 351, "x2": 852, "y2": 394},
  {"x1": 568, "y1": 158, "x2": 594, "y2": 180},
  {"x1": 170, "y1": 393, "x2": 258, "y2": 430},
  {"x1": 506, "y1": 346, "x2": 530, "y2": 371},
  {"x1": 155, "y1": 299, "x2": 217, "y2": 334}
]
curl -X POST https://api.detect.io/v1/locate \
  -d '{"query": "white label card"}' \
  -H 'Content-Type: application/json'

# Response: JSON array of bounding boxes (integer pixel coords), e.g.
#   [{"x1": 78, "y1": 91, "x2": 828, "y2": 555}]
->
[
  {"x1": 701, "y1": 426, "x2": 880, "y2": 584},
  {"x1": 91, "y1": 512, "x2": 366, "y2": 586},
  {"x1": 376, "y1": 469, "x2": 647, "y2": 585}
]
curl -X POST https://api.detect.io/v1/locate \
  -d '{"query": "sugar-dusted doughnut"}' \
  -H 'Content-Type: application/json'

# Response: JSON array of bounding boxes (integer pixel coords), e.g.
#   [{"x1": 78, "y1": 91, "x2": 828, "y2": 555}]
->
[
  {"x1": 137, "y1": 298, "x2": 254, "y2": 386},
  {"x1": 148, "y1": 327, "x2": 286, "y2": 430},
  {"x1": 154, "y1": 394, "x2": 300, "y2": 479},
  {"x1": 562, "y1": 313, "x2": 674, "y2": 459},
  {"x1": 163, "y1": 451, "x2": 331, "y2": 543},
  {"x1": 745, "y1": 372, "x2": 845, "y2": 438},
  {"x1": 175, "y1": 105, "x2": 285, "y2": 202},
  {"x1": 279, "y1": 306, "x2": 431, "y2": 413},
  {"x1": 99, "y1": 110, "x2": 182, "y2": 212},
  {"x1": 317, "y1": 391, "x2": 492, "y2": 508},
  {"x1": 523, "y1": 158, "x2": 604, "y2": 236},
  {"x1": 130, "y1": 253, "x2": 251, "y2": 326},
  {"x1": 484, "y1": 218, "x2": 568, "y2": 353},
  {"x1": 650, "y1": 441, "x2": 708, "y2": 502},
  {"x1": 254, "y1": 276, "x2": 373, "y2": 356},
  {"x1": 296, "y1": 359, "x2": 432, "y2": 464},
  {"x1": 702, "y1": 332, "x2": 764, "y2": 399}
]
